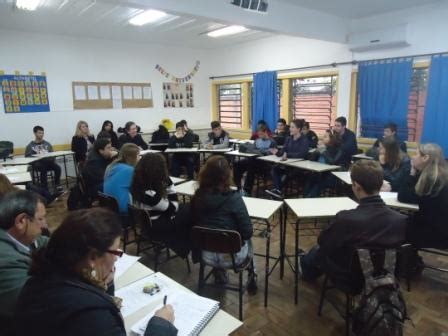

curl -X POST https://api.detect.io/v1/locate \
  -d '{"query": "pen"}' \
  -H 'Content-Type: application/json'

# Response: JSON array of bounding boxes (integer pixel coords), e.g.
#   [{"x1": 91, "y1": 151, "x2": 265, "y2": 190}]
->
[{"x1": 163, "y1": 295, "x2": 167, "y2": 306}]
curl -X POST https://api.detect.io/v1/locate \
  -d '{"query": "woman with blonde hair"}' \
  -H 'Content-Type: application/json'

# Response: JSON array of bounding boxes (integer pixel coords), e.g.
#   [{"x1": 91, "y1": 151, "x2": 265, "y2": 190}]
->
[
  {"x1": 398, "y1": 143, "x2": 448, "y2": 248},
  {"x1": 71, "y1": 120, "x2": 95, "y2": 165},
  {"x1": 104, "y1": 143, "x2": 140, "y2": 214}
]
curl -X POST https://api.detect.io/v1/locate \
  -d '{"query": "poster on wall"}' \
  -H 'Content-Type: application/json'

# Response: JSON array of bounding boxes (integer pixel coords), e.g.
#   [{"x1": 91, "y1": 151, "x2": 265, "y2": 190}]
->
[
  {"x1": 163, "y1": 83, "x2": 194, "y2": 108},
  {"x1": 0, "y1": 74, "x2": 50, "y2": 113}
]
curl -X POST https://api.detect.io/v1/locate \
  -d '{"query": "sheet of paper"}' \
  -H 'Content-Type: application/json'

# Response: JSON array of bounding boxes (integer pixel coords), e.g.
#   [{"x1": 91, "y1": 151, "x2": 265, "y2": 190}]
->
[
  {"x1": 115, "y1": 254, "x2": 141, "y2": 279},
  {"x1": 115, "y1": 273, "x2": 172, "y2": 317},
  {"x1": 100, "y1": 85, "x2": 111, "y2": 100},
  {"x1": 143, "y1": 86, "x2": 152, "y2": 99},
  {"x1": 87, "y1": 85, "x2": 99, "y2": 100},
  {"x1": 112, "y1": 86, "x2": 122, "y2": 99},
  {"x1": 74, "y1": 85, "x2": 86, "y2": 100},
  {"x1": 133, "y1": 86, "x2": 142, "y2": 99},
  {"x1": 123, "y1": 86, "x2": 133, "y2": 100}
]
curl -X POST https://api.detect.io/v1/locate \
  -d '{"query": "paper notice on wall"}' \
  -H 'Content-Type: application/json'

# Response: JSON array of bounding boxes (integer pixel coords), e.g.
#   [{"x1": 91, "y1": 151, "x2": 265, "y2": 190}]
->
[
  {"x1": 133, "y1": 86, "x2": 142, "y2": 99},
  {"x1": 87, "y1": 85, "x2": 99, "y2": 100},
  {"x1": 74, "y1": 85, "x2": 86, "y2": 100},
  {"x1": 100, "y1": 85, "x2": 111, "y2": 100},
  {"x1": 143, "y1": 86, "x2": 152, "y2": 99},
  {"x1": 112, "y1": 86, "x2": 122, "y2": 99},
  {"x1": 123, "y1": 86, "x2": 133, "y2": 100}
]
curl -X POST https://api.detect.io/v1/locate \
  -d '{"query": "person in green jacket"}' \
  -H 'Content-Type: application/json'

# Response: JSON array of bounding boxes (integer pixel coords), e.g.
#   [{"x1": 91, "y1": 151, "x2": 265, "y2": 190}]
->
[{"x1": 0, "y1": 190, "x2": 48, "y2": 336}]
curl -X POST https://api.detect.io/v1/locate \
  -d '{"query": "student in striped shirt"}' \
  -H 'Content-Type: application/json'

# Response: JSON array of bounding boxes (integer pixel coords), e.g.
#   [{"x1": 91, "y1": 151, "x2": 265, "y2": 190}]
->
[{"x1": 129, "y1": 153, "x2": 190, "y2": 256}]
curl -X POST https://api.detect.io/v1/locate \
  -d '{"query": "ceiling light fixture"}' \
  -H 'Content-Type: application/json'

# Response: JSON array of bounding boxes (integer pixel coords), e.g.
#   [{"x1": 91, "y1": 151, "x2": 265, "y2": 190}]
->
[
  {"x1": 129, "y1": 9, "x2": 167, "y2": 26},
  {"x1": 207, "y1": 25, "x2": 248, "y2": 37},
  {"x1": 16, "y1": 0, "x2": 41, "y2": 11}
]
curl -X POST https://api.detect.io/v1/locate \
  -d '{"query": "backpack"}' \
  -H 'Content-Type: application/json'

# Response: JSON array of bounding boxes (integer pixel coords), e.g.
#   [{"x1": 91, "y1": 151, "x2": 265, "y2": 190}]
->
[
  {"x1": 239, "y1": 142, "x2": 261, "y2": 155},
  {"x1": 352, "y1": 249, "x2": 409, "y2": 336},
  {"x1": 67, "y1": 175, "x2": 92, "y2": 210}
]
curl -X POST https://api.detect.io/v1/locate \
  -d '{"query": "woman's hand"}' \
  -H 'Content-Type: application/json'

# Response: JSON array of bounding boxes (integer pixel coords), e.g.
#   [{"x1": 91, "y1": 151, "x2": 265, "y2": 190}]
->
[
  {"x1": 380, "y1": 181, "x2": 391, "y2": 192},
  {"x1": 270, "y1": 148, "x2": 278, "y2": 155},
  {"x1": 154, "y1": 304, "x2": 175, "y2": 323}
]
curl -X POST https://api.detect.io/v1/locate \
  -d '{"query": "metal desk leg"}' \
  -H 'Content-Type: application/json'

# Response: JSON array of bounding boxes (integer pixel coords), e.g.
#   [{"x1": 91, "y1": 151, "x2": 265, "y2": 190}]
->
[
  {"x1": 264, "y1": 218, "x2": 271, "y2": 307},
  {"x1": 294, "y1": 218, "x2": 300, "y2": 305},
  {"x1": 62, "y1": 154, "x2": 69, "y2": 188}
]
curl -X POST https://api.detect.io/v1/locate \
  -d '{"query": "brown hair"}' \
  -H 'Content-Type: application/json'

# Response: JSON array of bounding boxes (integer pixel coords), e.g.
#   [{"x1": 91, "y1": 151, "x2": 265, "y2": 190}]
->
[
  {"x1": 415, "y1": 143, "x2": 448, "y2": 196},
  {"x1": 350, "y1": 160, "x2": 384, "y2": 194},
  {"x1": 380, "y1": 136, "x2": 403, "y2": 171},
  {"x1": 30, "y1": 208, "x2": 122, "y2": 278},
  {"x1": 325, "y1": 129, "x2": 342, "y2": 148},
  {"x1": 105, "y1": 143, "x2": 140, "y2": 177},
  {"x1": 0, "y1": 173, "x2": 17, "y2": 198},
  {"x1": 130, "y1": 153, "x2": 169, "y2": 201}
]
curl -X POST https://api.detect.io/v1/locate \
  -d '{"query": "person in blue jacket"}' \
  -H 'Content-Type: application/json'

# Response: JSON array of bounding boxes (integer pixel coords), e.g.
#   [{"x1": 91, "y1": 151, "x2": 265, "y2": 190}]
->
[{"x1": 104, "y1": 143, "x2": 140, "y2": 213}]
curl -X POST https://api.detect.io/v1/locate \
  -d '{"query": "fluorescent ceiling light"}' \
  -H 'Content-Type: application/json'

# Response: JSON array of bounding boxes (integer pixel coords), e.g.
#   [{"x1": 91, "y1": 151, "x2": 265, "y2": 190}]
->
[
  {"x1": 207, "y1": 25, "x2": 248, "y2": 37},
  {"x1": 16, "y1": 0, "x2": 40, "y2": 11},
  {"x1": 129, "y1": 9, "x2": 168, "y2": 26}
]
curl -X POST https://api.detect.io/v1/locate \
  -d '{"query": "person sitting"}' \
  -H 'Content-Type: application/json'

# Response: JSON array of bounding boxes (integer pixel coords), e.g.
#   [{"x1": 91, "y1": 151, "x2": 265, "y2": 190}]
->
[
  {"x1": 302, "y1": 122, "x2": 319, "y2": 148},
  {"x1": 71, "y1": 120, "x2": 95, "y2": 167},
  {"x1": 333, "y1": 116, "x2": 358, "y2": 167},
  {"x1": 250, "y1": 120, "x2": 272, "y2": 140},
  {"x1": 25, "y1": 126, "x2": 62, "y2": 191},
  {"x1": 300, "y1": 160, "x2": 407, "y2": 291},
  {"x1": 234, "y1": 124, "x2": 277, "y2": 196},
  {"x1": 203, "y1": 121, "x2": 230, "y2": 149},
  {"x1": 368, "y1": 122, "x2": 407, "y2": 159},
  {"x1": 118, "y1": 121, "x2": 148, "y2": 150},
  {"x1": 270, "y1": 119, "x2": 310, "y2": 196},
  {"x1": 13, "y1": 208, "x2": 177, "y2": 336},
  {"x1": 378, "y1": 137, "x2": 411, "y2": 192},
  {"x1": 168, "y1": 122, "x2": 195, "y2": 180},
  {"x1": 98, "y1": 120, "x2": 119, "y2": 149},
  {"x1": 82, "y1": 138, "x2": 114, "y2": 200},
  {"x1": 191, "y1": 155, "x2": 256, "y2": 290},
  {"x1": 130, "y1": 153, "x2": 190, "y2": 256},
  {"x1": 151, "y1": 122, "x2": 170, "y2": 151},
  {"x1": 0, "y1": 191, "x2": 48, "y2": 336},
  {"x1": 0, "y1": 173, "x2": 17, "y2": 198},
  {"x1": 304, "y1": 129, "x2": 343, "y2": 197},
  {"x1": 273, "y1": 118, "x2": 290, "y2": 146},
  {"x1": 104, "y1": 143, "x2": 140, "y2": 214},
  {"x1": 398, "y1": 143, "x2": 448, "y2": 249}
]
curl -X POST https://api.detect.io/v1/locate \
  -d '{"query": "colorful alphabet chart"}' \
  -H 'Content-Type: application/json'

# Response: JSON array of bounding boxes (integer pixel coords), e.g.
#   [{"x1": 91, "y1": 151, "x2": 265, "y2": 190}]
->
[{"x1": 0, "y1": 74, "x2": 50, "y2": 113}]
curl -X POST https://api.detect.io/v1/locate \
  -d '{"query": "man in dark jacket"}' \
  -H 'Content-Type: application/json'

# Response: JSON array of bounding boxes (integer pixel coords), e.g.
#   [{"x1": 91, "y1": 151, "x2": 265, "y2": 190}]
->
[
  {"x1": 204, "y1": 121, "x2": 230, "y2": 149},
  {"x1": 168, "y1": 122, "x2": 195, "y2": 179},
  {"x1": 301, "y1": 160, "x2": 407, "y2": 291},
  {"x1": 118, "y1": 121, "x2": 148, "y2": 150},
  {"x1": 0, "y1": 191, "x2": 48, "y2": 336},
  {"x1": 333, "y1": 116, "x2": 358, "y2": 166},
  {"x1": 82, "y1": 138, "x2": 114, "y2": 199},
  {"x1": 369, "y1": 122, "x2": 407, "y2": 158}
]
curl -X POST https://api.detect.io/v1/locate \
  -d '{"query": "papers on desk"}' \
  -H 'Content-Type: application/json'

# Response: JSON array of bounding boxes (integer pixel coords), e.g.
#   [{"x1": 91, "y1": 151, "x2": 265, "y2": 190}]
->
[
  {"x1": 257, "y1": 155, "x2": 302, "y2": 164},
  {"x1": 116, "y1": 273, "x2": 172, "y2": 317},
  {"x1": 131, "y1": 291, "x2": 219, "y2": 336},
  {"x1": 115, "y1": 254, "x2": 141, "y2": 279}
]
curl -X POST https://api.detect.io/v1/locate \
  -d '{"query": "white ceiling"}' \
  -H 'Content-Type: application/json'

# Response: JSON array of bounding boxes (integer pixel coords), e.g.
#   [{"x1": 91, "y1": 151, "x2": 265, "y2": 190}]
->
[
  {"x1": 0, "y1": 0, "x2": 273, "y2": 49},
  {"x1": 277, "y1": 0, "x2": 443, "y2": 19}
]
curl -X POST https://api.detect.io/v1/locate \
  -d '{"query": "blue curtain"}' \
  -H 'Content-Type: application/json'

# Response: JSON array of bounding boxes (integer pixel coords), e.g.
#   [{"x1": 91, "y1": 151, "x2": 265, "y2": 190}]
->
[
  {"x1": 421, "y1": 55, "x2": 448, "y2": 156},
  {"x1": 252, "y1": 71, "x2": 279, "y2": 131},
  {"x1": 358, "y1": 59, "x2": 413, "y2": 140}
]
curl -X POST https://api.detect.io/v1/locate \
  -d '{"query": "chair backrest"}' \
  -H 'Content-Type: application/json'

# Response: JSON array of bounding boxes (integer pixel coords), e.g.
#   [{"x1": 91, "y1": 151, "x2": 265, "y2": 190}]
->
[
  {"x1": 128, "y1": 205, "x2": 152, "y2": 230},
  {"x1": 0, "y1": 141, "x2": 13, "y2": 160},
  {"x1": 191, "y1": 226, "x2": 242, "y2": 254},
  {"x1": 97, "y1": 192, "x2": 120, "y2": 213}
]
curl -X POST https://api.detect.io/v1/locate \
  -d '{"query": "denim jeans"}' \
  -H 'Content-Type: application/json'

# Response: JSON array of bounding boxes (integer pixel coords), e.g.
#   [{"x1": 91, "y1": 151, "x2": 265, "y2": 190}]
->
[{"x1": 202, "y1": 240, "x2": 253, "y2": 269}]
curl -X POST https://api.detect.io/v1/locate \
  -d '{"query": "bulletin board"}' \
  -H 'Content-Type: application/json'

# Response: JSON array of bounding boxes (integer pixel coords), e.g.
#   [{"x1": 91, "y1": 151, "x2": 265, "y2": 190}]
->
[
  {"x1": 72, "y1": 82, "x2": 153, "y2": 110},
  {"x1": 163, "y1": 82, "x2": 194, "y2": 108},
  {"x1": 0, "y1": 74, "x2": 50, "y2": 113}
]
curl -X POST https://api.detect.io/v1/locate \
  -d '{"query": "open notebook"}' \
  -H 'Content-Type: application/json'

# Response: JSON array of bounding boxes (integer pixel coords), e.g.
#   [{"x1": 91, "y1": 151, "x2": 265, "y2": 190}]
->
[{"x1": 131, "y1": 292, "x2": 219, "y2": 336}]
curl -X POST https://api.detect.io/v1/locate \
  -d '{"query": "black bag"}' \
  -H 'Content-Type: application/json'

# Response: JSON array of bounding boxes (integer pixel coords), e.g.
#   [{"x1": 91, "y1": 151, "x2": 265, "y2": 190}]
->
[
  {"x1": 239, "y1": 142, "x2": 261, "y2": 155},
  {"x1": 352, "y1": 249, "x2": 409, "y2": 336},
  {"x1": 67, "y1": 175, "x2": 91, "y2": 210}
]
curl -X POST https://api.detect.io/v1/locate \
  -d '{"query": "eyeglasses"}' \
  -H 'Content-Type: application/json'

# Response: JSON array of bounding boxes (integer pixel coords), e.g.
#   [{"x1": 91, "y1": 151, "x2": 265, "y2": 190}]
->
[{"x1": 107, "y1": 249, "x2": 124, "y2": 258}]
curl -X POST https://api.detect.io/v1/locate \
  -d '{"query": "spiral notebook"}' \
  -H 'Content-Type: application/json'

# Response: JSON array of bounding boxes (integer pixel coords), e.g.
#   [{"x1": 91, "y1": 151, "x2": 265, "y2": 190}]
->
[{"x1": 131, "y1": 292, "x2": 219, "y2": 336}]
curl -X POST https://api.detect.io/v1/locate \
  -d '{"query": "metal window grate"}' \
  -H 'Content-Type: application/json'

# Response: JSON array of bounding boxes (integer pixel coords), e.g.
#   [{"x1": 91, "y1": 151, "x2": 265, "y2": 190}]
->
[
  {"x1": 292, "y1": 76, "x2": 337, "y2": 135},
  {"x1": 218, "y1": 83, "x2": 242, "y2": 129}
]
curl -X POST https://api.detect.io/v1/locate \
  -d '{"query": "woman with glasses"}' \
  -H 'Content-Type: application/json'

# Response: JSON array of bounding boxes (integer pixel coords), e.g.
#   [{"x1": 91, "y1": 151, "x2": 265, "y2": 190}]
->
[{"x1": 13, "y1": 208, "x2": 177, "y2": 336}]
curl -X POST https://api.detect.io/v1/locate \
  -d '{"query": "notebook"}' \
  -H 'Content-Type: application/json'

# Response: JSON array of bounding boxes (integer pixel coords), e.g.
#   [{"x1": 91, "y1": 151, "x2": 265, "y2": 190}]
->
[{"x1": 131, "y1": 292, "x2": 220, "y2": 336}]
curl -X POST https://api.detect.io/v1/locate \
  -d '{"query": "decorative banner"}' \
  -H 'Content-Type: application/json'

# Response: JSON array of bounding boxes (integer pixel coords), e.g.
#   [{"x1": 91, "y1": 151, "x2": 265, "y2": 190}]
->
[
  {"x1": 0, "y1": 74, "x2": 50, "y2": 113},
  {"x1": 163, "y1": 83, "x2": 194, "y2": 108},
  {"x1": 155, "y1": 61, "x2": 200, "y2": 83}
]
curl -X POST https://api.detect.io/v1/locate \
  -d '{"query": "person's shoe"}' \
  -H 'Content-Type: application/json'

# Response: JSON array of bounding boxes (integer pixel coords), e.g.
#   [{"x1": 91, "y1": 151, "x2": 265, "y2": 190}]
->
[
  {"x1": 247, "y1": 273, "x2": 258, "y2": 295},
  {"x1": 213, "y1": 268, "x2": 229, "y2": 285}
]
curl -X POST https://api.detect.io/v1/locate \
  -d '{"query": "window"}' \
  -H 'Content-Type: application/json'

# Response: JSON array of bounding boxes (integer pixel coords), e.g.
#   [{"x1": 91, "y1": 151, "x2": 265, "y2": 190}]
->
[
  {"x1": 357, "y1": 66, "x2": 429, "y2": 142},
  {"x1": 218, "y1": 83, "x2": 242, "y2": 129},
  {"x1": 291, "y1": 75, "x2": 337, "y2": 135},
  {"x1": 407, "y1": 67, "x2": 428, "y2": 142}
]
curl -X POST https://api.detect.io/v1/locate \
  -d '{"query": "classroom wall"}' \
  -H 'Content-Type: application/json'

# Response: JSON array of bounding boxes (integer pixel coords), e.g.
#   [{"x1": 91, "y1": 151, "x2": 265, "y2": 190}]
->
[{"x1": 0, "y1": 29, "x2": 212, "y2": 148}]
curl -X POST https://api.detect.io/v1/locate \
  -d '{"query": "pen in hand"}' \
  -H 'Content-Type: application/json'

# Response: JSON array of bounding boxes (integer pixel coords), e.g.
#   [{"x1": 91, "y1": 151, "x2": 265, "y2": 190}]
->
[{"x1": 163, "y1": 295, "x2": 167, "y2": 306}]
